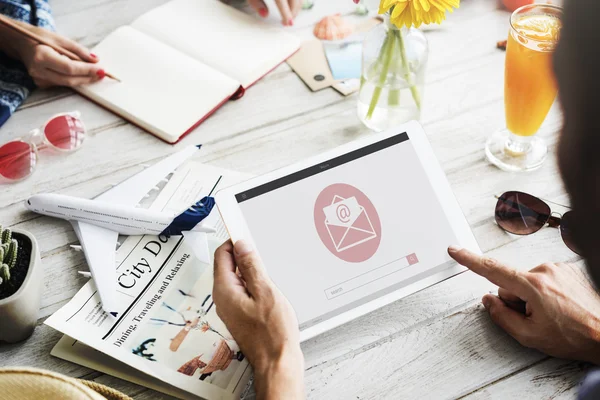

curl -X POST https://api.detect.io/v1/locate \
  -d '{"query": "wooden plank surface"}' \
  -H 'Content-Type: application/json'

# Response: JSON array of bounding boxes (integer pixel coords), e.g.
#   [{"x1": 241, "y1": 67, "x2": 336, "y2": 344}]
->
[
  {"x1": 462, "y1": 358, "x2": 588, "y2": 400},
  {"x1": 0, "y1": 0, "x2": 588, "y2": 399}
]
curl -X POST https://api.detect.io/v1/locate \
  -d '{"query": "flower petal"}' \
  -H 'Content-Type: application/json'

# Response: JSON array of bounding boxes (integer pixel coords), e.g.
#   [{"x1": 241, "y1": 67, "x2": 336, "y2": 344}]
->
[
  {"x1": 391, "y1": 1, "x2": 409, "y2": 20},
  {"x1": 418, "y1": 0, "x2": 431, "y2": 12},
  {"x1": 428, "y1": 0, "x2": 447, "y2": 12},
  {"x1": 385, "y1": 0, "x2": 458, "y2": 27},
  {"x1": 379, "y1": 0, "x2": 399, "y2": 14}
]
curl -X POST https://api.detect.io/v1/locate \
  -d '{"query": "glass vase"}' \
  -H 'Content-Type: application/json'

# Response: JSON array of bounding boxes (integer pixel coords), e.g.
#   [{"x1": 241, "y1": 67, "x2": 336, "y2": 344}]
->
[{"x1": 358, "y1": 17, "x2": 428, "y2": 132}]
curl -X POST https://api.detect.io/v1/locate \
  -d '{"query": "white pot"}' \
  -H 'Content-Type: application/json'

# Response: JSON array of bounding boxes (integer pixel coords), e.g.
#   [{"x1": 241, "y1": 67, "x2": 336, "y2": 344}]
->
[{"x1": 0, "y1": 229, "x2": 42, "y2": 343}]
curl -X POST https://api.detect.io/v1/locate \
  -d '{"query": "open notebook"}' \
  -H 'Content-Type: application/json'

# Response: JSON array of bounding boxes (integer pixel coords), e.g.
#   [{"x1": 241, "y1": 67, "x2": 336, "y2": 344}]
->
[{"x1": 79, "y1": 0, "x2": 300, "y2": 143}]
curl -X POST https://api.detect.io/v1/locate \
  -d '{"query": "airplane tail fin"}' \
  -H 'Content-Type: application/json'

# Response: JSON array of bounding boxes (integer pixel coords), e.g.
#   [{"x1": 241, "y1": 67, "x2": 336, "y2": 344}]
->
[{"x1": 160, "y1": 196, "x2": 215, "y2": 237}]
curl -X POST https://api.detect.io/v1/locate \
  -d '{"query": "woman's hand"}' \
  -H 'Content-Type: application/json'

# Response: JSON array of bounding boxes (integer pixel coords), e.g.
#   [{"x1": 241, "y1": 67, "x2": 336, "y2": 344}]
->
[
  {"x1": 248, "y1": 0, "x2": 301, "y2": 26},
  {"x1": 0, "y1": 20, "x2": 104, "y2": 88},
  {"x1": 449, "y1": 246, "x2": 600, "y2": 364},
  {"x1": 213, "y1": 240, "x2": 305, "y2": 399}
]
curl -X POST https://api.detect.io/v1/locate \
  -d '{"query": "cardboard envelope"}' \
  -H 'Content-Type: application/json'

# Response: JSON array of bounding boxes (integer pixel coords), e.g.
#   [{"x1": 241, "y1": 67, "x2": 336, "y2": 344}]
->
[
  {"x1": 287, "y1": 39, "x2": 362, "y2": 96},
  {"x1": 323, "y1": 195, "x2": 377, "y2": 253},
  {"x1": 287, "y1": 18, "x2": 381, "y2": 96},
  {"x1": 287, "y1": 39, "x2": 336, "y2": 92}
]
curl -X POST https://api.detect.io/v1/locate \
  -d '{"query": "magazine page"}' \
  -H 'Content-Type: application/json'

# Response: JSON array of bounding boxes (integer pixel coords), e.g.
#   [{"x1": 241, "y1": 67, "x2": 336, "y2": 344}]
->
[
  {"x1": 52, "y1": 335, "x2": 202, "y2": 400},
  {"x1": 46, "y1": 162, "x2": 253, "y2": 400}
]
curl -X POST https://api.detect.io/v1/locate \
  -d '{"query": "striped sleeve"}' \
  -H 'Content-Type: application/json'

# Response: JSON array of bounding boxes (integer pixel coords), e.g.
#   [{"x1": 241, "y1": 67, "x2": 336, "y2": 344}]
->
[{"x1": 0, "y1": 0, "x2": 55, "y2": 127}]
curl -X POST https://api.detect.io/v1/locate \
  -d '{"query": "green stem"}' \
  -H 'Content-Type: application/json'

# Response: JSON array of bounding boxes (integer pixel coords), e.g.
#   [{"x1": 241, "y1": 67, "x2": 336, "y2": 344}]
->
[
  {"x1": 388, "y1": 87, "x2": 400, "y2": 106},
  {"x1": 366, "y1": 31, "x2": 395, "y2": 120},
  {"x1": 362, "y1": 33, "x2": 389, "y2": 92},
  {"x1": 396, "y1": 29, "x2": 421, "y2": 111},
  {"x1": 387, "y1": 37, "x2": 401, "y2": 106}
]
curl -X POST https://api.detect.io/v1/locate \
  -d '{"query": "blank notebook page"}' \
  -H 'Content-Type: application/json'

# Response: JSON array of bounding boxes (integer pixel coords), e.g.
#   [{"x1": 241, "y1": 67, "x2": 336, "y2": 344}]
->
[
  {"x1": 131, "y1": 0, "x2": 301, "y2": 88},
  {"x1": 78, "y1": 26, "x2": 240, "y2": 143}
]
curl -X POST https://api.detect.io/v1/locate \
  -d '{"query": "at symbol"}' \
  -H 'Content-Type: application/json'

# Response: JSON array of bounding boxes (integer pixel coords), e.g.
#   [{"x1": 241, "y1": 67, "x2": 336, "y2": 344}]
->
[{"x1": 336, "y1": 204, "x2": 351, "y2": 223}]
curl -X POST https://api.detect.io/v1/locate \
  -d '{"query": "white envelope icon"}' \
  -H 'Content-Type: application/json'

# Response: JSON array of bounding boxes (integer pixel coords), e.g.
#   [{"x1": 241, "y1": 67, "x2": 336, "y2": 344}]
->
[{"x1": 323, "y1": 195, "x2": 377, "y2": 252}]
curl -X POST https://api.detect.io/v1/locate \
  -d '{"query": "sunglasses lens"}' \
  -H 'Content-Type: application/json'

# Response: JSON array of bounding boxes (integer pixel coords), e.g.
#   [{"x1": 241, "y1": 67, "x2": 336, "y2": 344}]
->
[
  {"x1": 0, "y1": 141, "x2": 37, "y2": 180},
  {"x1": 44, "y1": 114, "x2": 85, "y2": 151},
  {"x1": 560, "y1": 211, "x2": 581, "y2": 255},
  {"x1": 495, "y1": 191, "x2": 551, "y2": 235}
]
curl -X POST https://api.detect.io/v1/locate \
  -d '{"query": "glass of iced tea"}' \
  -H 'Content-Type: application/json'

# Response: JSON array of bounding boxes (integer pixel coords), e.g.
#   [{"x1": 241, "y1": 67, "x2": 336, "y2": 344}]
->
[{"x1": 485, "y1": 4, "x2": 562, "y2": 172}]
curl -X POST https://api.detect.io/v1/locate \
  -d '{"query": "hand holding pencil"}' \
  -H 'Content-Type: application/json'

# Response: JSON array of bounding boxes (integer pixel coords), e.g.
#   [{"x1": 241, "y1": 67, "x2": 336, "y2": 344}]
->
[{"x1": 0, "y1": 15, "x2": 118, "y2": 88}]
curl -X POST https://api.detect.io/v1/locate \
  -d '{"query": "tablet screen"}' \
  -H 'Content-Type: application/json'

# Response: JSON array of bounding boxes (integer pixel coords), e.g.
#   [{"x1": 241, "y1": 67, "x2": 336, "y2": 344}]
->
[{"x1": 234, "y1": 133, "x2": 459, "y2": 330}]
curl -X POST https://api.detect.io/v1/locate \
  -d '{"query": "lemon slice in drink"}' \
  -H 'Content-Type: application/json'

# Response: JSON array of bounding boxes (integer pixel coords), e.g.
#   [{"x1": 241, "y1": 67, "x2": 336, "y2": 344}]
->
[{"x1": 513, "y1": 14, "x2": 561, "y2": 42}]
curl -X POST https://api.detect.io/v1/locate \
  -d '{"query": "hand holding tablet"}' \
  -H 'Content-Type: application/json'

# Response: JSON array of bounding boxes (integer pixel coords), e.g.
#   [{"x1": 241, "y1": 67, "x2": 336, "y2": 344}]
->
[
  {"x1": 213, "y1": 240, "x2": 305, "y2": 399},
  {"x1": 216, "y1": 121, "x2": 480, "y2": 341}
]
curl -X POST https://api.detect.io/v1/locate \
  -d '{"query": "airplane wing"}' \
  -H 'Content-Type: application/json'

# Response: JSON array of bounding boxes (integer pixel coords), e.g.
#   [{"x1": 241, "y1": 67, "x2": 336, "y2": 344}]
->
[
  {"x1": 95, "y1": 144, "x2": 201, "y2": 206},
  {"x1": 75, "y1": 145, "x2": 200, "y2": 315},
  {"x1": 72, "y1": 221, "x2": 119, "y2": 316}
]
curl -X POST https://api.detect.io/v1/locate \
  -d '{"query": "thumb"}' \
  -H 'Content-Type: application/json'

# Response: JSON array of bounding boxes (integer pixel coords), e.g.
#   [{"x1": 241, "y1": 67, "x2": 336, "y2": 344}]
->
[
  {"x1": 483, "y1": 294, "x2": 532, "y2": 342},
  {"x1": 233, "y1": 240, "x2": 269, "y2": 293}
]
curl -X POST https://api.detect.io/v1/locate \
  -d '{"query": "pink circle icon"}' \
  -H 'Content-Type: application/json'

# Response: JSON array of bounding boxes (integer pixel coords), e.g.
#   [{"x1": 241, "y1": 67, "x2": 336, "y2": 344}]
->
[{"x1": 314, "y1": 183, "x2": 382, "y2": 262}]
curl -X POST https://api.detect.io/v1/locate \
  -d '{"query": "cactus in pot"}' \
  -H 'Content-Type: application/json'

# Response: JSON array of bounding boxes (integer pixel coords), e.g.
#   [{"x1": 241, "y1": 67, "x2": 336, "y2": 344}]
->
[
  {"x1": 0, "y1": 224, "x2": 42, "y2": 343},
  {"x1": 0, "y1": 227, "x2": 19, "y2": 286}
]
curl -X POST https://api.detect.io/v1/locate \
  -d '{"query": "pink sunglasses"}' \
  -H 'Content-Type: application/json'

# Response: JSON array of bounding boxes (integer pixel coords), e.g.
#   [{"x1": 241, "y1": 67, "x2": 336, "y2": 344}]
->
[{"x1": 0, "y1": 111, "x2": 86, "y2": 181}]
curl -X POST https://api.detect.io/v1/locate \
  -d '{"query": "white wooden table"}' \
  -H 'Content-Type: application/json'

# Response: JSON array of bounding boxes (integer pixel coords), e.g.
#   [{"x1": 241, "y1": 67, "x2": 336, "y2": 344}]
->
[{"x1": 0, "y1": 0, "x2": 588, "y2": 398}]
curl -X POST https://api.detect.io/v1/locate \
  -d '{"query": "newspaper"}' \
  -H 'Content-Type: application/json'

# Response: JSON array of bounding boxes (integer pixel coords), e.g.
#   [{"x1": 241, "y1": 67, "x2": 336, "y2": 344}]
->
[{"x1": 46, "y1": 162, "x2": 253, "y2": 400}]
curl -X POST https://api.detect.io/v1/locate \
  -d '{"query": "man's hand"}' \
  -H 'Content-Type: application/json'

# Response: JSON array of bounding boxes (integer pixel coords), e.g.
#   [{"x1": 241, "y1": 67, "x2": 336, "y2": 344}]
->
[
  {"x1": 0, "y1": 20, "x2": 104, "y2": 88},
  {"x1": 213, "y1": 240, "x2": 305, "y2": 399},
  {"x1": 247, "y1": 0, "x2": 301, "y2": 26},
  {"x1": 449, "y1": 246, "x2": 600, "y2": 364}
]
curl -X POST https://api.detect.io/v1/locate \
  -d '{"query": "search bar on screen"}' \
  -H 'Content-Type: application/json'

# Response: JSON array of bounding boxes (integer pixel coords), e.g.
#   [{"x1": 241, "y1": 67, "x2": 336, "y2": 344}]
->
[{"x1": 324, "y1": 253, "x2": 419, "y2": 300}]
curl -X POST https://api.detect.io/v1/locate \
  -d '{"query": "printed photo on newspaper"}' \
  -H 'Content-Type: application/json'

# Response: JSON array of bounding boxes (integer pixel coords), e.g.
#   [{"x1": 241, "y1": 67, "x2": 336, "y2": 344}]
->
[{"x1": 45, "y1": 162, "x2": 253, "y2": 400}]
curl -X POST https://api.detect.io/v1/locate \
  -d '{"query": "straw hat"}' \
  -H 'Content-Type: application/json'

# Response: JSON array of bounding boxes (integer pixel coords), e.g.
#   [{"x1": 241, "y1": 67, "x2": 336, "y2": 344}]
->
[{"x1": 0, "y1": 367, "x2": 132, "y2": 400}]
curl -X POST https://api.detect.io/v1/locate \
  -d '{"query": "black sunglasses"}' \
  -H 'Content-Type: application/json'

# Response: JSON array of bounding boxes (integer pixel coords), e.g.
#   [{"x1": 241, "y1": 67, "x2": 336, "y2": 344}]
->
[{"x1": 494, "y1": 191, "x2": 580, "y2": 255}]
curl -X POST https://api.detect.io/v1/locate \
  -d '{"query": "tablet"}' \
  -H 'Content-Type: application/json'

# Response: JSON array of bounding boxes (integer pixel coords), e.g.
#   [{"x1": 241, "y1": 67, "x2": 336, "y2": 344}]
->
[{"x1": 215, "y1": 121, "x2": 480, "y2": 342}]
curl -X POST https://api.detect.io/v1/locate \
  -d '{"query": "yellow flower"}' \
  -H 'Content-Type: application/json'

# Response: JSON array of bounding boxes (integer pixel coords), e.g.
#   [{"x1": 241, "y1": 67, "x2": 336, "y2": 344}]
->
[{"x1": 379, "y1": 0, "x2": 460, "y2": 28}]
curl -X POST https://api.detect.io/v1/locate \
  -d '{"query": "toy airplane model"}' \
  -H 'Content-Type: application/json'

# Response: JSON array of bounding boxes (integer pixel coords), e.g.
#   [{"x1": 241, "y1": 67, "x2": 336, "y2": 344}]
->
[{"x1": 25, "y1": 145, "x2": 216, "y2": 317}]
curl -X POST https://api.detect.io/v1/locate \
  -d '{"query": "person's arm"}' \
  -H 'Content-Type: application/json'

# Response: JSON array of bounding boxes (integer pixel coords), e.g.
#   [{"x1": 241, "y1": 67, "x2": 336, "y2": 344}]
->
[
  {"x1": 213, "y1": 240, "x2": 305, "y2": 399},
  {"x1": 448, "y1": 246, "x2": 600, "y2": 364},
  {"x1": 0, "y1": 19, "x2": 103, "y2": 87},
  {"x1": 253, "y1": 350, "x2": 305, "y2": 400}
]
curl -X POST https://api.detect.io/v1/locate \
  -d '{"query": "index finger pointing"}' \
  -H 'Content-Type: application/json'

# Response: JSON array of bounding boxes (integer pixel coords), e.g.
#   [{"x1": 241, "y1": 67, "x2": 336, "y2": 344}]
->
[{"x1": 448, "y1": 246, "x2": 530, "y2": 299}]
